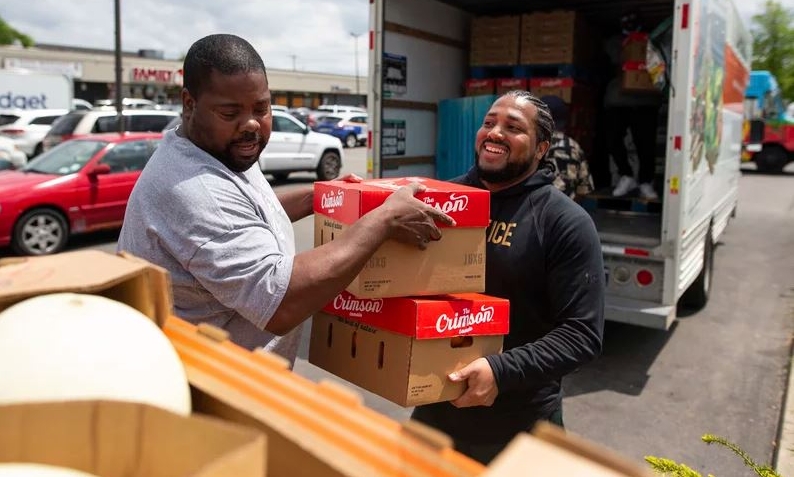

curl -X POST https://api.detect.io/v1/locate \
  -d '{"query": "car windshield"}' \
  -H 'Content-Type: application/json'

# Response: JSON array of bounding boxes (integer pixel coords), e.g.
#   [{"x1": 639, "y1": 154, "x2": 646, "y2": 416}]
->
[{"x1": 21, "y1": 140, "x2": 107, "y2": 175}]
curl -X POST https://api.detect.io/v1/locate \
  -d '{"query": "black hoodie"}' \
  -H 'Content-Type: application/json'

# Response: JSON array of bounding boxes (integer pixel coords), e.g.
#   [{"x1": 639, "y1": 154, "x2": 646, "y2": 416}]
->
[{"x1": 412, "y1": 166, "x2": 605, "y2": 443}]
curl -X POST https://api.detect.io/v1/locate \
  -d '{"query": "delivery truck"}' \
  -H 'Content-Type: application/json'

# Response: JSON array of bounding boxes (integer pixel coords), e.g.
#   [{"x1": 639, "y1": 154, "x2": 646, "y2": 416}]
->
[
  {"x1": 0, "y1": 69, "x2": 73, "y2": 110},
  {"x1": 366, "y1": 0, "x2": 752, "y2": 329}
]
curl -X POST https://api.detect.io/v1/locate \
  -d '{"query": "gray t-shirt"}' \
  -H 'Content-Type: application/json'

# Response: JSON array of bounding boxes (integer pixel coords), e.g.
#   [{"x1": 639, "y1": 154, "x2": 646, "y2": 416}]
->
[{"x1": 118, "y1": 128, "x2": 301, "y2": 364}]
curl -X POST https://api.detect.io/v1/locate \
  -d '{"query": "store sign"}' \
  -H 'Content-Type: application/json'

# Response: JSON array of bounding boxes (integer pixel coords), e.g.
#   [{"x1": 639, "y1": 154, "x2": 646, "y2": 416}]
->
[
  {"x1": 130, "y1": 67, "x2": 183, "y2": 86},
  {"x1": 3, "y1": 58, "x2": 83, "y2": 78}
]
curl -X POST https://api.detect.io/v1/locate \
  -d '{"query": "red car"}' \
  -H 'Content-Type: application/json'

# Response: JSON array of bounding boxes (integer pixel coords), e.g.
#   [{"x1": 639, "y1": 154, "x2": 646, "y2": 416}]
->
[{"x1": 0, "y1": 132, "x2": 162, "y2": 255}]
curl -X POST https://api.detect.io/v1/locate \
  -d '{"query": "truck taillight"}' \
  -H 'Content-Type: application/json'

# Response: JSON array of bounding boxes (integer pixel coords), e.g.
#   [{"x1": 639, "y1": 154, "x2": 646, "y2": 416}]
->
[{"x1": 636, "y1": 269, "x2": 654, "y2": 287}]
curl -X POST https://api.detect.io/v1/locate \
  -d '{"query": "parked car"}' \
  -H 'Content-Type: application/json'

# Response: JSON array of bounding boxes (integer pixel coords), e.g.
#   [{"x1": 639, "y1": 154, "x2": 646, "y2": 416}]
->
[
  {"x1": 0, "y1": 132, "x2": 162, "y2": 256},
  {"x1": 0, "y1": 108, "x2": 69, "y2": 157},
  {"x1": 313, "y1": 113, "x2": 368, "y2": 148},
  {"x1": 316, "y1": 105, "x2": 367, "y2": 115},
  {"x1": 94, "y1": 98, "x2": 161, "y2": 110},
  {"x1": 0, "y1": 136, "x2": 27, "y2": 170},
  {"x1": 42, "y1": 109, "x2": 178, "y2": 151},
  {"x1": 271, "y1": 105, "x2": 290, "y2": 113},
  {"x1": 71, "y1": 99, "x2": 93, "y2": 111},
  {"x1": 260, "y1": 111, "x2": 344, "y2": 181}
]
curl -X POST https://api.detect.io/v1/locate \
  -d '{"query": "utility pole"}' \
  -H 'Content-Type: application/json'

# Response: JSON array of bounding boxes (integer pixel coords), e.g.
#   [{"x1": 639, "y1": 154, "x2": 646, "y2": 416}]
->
[
  {"x1": 288, "y1": 54, "x2": 297, "y2": 71},
  {"x1": 350, "y1": 32, "x2": 361, "y2": 96},
  {"x1": 114, "y1": 0, "x2": 124, "y2": 133}
]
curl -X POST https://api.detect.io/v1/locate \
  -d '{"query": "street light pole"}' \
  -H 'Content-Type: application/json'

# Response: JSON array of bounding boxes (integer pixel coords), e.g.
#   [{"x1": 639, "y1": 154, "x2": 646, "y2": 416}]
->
[
  {"x1": 350, "y1": 32, "x2": 360, "y2": 97},
  {"x1": 114, "y1": 0, "x2": 124, "y2": 133}
]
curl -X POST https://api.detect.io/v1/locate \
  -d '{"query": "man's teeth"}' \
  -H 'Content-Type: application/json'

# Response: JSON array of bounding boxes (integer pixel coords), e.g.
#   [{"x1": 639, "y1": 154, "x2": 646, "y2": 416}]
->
[{"x1": 485, "y1": 144, "x2": 507, "y2": 154}]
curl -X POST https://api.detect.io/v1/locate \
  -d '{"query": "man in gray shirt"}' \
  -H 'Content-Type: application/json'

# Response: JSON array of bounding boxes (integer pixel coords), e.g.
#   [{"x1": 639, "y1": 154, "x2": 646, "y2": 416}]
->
[{"x1": 118, "y1": 34, "x2": 453, "y2": 366}]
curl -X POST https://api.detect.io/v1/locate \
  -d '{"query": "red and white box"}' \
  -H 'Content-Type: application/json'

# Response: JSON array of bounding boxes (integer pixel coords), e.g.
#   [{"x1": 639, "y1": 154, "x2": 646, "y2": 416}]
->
[
  {"x1": 314, "y1": 177, "x2": 490, "y2": 298},
  {"x1": 310, "y1": 292, "x2": 510, "y2": 406}
]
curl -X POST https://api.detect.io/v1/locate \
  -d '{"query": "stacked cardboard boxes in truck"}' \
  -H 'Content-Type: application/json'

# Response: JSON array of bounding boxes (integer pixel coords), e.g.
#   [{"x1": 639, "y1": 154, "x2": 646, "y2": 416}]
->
[
  {"x1": 310, "y1": 177, "x2": 512, "y2": 407},
  {"x1": 469, "y1": 15, "x2": 520, "y2": 67}
]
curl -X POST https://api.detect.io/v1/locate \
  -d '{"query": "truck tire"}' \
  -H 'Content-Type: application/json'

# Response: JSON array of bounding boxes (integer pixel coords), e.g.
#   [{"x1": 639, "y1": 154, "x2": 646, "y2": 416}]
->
[
  {"x1": 755, "y1": 146, "x2": 788, "y2": 174},
  {"x1": 681, "y1": 231, "x2": 714, "y2": 309},
  {"x1": 345, "y1": 134, "x2": 358, "y2": 149}
]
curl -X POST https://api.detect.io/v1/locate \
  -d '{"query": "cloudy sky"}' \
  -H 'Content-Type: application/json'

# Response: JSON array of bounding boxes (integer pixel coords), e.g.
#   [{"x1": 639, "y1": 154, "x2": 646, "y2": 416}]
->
[{"x1": 2, "y1": 0, "x2": 793, "y2": 76}]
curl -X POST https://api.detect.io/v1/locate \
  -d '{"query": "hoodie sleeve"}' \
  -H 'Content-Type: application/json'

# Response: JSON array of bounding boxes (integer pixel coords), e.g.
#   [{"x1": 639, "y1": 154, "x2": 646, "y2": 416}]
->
[{"x1": 486, "y1": 205, "x2": 605, "y2": 392}]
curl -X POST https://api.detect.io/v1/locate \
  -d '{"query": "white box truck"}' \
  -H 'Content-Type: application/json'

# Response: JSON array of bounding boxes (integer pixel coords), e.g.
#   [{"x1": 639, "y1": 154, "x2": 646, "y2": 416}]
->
[
  {"x1": 0, "y1": 69, "x2": 73, "y2": 110},
  {"x1": 366, "y1": 0, "x2": 752, "y2": 329}
]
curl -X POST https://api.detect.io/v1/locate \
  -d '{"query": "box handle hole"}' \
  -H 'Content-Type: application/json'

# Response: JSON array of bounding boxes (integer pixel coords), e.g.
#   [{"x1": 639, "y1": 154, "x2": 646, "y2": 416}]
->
[
  {"x1": 326, "y1": 322, "x2": 333, "y2": 347},
  {"x1": 351, "y1": 330, "x2": 357, "y2": 358},
  {"x1": 450, "y1": 336, "x2": 473, "y2": 348},
  {"x1": 377, "y1": 341, "x2": 385, "y2": 369}
]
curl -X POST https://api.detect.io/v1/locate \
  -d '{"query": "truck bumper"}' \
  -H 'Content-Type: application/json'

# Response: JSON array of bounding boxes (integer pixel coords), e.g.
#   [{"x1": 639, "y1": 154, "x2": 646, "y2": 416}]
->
[{"x1": 605, "y1": 296, "x2": 676, "y2": 330}]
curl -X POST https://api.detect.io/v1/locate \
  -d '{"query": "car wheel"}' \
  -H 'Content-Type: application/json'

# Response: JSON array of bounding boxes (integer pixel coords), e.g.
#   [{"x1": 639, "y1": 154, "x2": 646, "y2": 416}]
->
[
  {"x1": 12, "y1": 208, "x2": 69, "y2": 256},
  {"x1": 272, "y1": 172, "x2": 289, "y2": 182},
  {"x1": 345, "y1": 134, "x2": 357, "y2": 149},
  {"x1": 316, "y1": 151, "x2": 341, "y2": 181}
]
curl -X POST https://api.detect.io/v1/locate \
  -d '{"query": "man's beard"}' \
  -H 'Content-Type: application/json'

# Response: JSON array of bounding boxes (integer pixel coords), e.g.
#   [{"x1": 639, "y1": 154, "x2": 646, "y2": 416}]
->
[
  {"x1": 218, "y1": 132, "x2": 266, "y2": 173},
  {"x1": 474, "y1": 150, "x2": 533, "y2": 184}
]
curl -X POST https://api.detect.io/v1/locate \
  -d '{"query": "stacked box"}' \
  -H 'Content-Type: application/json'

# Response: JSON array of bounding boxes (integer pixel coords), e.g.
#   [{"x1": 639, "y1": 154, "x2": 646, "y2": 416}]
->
[
  {"x1": 470, "y1": 15, "x2": 521, "y2": 66},
  {"x1": 520, "y1": 10, "x2": 595, "y2": 65},
  {"x1": 465, "y1": 78, "x2": 496, "y2": 96},
  {"x1": 311, "y1": 177, "x2": 512, "y2": 407},
  {"x1": 313, "y1": 177, "x2": 490, "y2": 298},
  {"x1": 311, "y1": 292, "x2": 510, "y2": 406},
  {"x1": 622, "y1": 62, "x2": 658, "y2": 93},
  {"x1": 496, "y1": 77, "x2": 528, "y2": 94}
]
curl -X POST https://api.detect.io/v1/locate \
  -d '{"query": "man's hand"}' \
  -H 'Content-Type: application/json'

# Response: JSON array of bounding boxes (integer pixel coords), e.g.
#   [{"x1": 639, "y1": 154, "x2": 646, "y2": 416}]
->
[
  {"x1": 449, "y1": 357, "x2": 498, "y2": 408},
  {"x1": 380, "y1": 182, "x2": 456, "y2": 250}
]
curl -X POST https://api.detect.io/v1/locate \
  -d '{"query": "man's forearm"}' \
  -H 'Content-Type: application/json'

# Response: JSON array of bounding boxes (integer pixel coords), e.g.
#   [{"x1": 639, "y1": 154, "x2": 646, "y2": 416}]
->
[{"x1": 277, "y1": 185, "x2": 314, "y2": 222}]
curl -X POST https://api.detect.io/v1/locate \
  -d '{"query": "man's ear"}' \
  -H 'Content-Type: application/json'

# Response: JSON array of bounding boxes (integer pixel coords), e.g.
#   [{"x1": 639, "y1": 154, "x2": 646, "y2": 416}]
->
[
  {"x1": 181, "y1": 87, "x2": 194, "y2": 116},
  {"x1": 536, "y1": 140, "x2": 551, "y2": 160}
]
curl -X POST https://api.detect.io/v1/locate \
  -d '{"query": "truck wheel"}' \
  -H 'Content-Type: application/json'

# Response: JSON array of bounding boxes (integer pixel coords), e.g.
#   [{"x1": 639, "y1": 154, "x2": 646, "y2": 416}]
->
[
  {"x1": 12, "y1": 208, "x2": 69, "y2": 256},
  {"x1": 316, "y1": 151, "x2": 341, "y2": 180},
  {"x1": 755, "y1": 146, "x2": 788, "y2": 174},
  {"x1": 272, "y1": 172, "x2": 289, "y2": 182},
  {"x1": 681, "y1": 231, "x2": 714, "y2": 309},
  {"x1": 345, "y1": 134, "x2": 358, "y2": 149}
]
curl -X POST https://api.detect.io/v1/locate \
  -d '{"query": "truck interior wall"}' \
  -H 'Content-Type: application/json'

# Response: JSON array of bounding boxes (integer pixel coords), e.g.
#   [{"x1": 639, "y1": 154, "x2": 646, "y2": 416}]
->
[{"x1": 381, "y1": 0, "x2": 469, "y2": 178}]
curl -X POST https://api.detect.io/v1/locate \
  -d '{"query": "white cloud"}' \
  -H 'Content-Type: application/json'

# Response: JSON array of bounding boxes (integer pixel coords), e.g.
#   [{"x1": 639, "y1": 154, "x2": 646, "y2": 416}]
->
[{"x1": 3, "y1": 0, "x2": 794, "y2": 75}]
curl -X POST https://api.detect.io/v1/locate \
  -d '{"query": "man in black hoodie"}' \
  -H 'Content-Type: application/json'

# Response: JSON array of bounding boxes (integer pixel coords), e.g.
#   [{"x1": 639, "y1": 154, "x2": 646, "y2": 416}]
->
[{"x1": 411, "y1": 90, "x2": 605, "y2": 464}]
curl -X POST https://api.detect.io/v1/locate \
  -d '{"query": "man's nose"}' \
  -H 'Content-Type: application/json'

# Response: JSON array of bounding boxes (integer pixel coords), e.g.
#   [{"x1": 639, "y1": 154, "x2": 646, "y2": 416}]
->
[
  {"x1": 487, "y1": 126, "x2": 504, "y2": 141},
  {"x1": 241, "y1": 115, "x2": 260, "y2": 131}
]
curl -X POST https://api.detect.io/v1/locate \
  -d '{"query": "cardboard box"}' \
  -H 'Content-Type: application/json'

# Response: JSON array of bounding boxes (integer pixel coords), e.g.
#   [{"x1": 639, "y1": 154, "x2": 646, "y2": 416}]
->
[
  {"x1": 166, "y1": 317, "x2": 486, "y2": 477},
  {"x1": 0, "y1": 250, "x2": 172, "y2": 327},
  {"x1": 519, "y1": 11, "x2": 596, "y2": 66},
  {"x1": 0, "y1": 400, "x2": 266, "y2": 477},
  {"x1": 313, "y1": 178, "x2": 489, "y2": 298},
  {"x1": 470, "y1": 15, "x2": 520, "y2": 66},
  {"x1": 621, "y1": 62, "x2": 659, "y2": 93},
  {"x1": 321, "y1": 291, "x2": 510, "y2": 339},
  {"x1": 621, "y1": 32, "x2": 648, "y2": 63},
  {"x1": 310, "y1": 311, "x2": 505, "y2": 407},
  {"x1": 483, "y1": 422, "x2": 654, "y2": 476},
  {"x1": 464, "y1": 78, "x2": 495, "y2": 96},
  {"x1": 495, "y1": 78, "x2": 527, "y2": 94}
]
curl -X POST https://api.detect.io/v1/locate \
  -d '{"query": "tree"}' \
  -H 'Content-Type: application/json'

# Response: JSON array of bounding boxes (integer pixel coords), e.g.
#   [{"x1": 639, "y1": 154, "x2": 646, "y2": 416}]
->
[
  {"x1": 751, "y1": 0, "x2": 794, "y2": 100},
  {"x1": 0, "y1": 16, "x2": 33, "y2": 47}
]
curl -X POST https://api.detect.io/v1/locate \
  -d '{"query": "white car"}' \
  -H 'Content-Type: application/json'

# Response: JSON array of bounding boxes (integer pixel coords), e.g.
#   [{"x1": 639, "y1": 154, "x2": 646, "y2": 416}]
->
[
  {"x1": 259, "y1": 111, "x2": 344, "y2": 181},
  {"x1": 0, "y1": 108, "x2": 68, "y2": 157},
  {"x1": 316, "y1": 104, "x2": 367, "y2": 115},
  {"x1": 0, "y1": 135, "x2": 27, "y2": 169}
]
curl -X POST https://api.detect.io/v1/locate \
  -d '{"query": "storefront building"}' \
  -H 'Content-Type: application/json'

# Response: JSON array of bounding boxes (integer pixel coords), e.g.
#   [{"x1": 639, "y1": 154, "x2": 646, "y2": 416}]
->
[{"x1": 0, "y1": 44, "x2": 366, "y2": 109}]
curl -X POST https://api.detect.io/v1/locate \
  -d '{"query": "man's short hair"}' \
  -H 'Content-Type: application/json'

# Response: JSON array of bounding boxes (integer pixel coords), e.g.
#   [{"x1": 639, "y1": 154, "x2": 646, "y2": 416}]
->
[{"x1": 183, "y1": 34, "x2": 267, "y2": 98}]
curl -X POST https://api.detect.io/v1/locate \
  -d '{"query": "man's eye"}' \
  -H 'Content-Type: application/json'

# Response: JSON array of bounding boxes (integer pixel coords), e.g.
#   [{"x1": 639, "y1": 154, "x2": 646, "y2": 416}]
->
[{"x1": 220, "y1": 112, "x2": 237, "y2": 120}]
